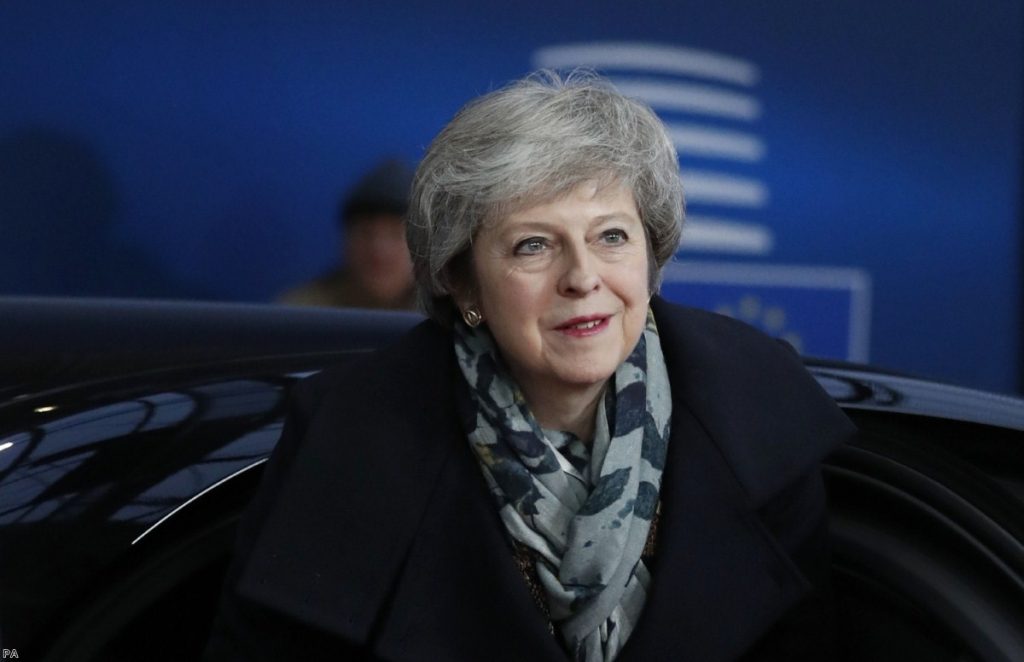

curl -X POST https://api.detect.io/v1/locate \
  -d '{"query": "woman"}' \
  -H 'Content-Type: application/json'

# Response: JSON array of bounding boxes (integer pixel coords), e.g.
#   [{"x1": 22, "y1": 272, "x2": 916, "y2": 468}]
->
[{"x1": 206, "y1": 72, "x2": 855, "y2": 661}]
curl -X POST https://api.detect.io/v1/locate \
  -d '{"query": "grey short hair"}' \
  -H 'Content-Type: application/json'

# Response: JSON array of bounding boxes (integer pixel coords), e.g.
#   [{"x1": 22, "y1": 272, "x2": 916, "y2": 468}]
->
[{"x1": 407, "y1": 70, "x2": 684, "y2": 326}]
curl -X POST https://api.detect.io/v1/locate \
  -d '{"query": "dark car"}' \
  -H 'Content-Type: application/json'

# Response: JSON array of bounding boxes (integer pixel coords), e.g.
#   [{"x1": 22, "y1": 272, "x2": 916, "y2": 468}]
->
[{"x1": 1, "y1": 298, "x2": 1023, "y2": 661}]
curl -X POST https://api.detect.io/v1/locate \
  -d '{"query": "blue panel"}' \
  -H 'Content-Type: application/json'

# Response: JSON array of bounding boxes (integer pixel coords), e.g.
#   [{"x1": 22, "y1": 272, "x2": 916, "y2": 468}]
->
[
  {"x1": 0, "y1": 1, "x2": 1020, "y2": 393},
  {"x1": 660, "y1": 263, "x2": 871, "y2": 362}
]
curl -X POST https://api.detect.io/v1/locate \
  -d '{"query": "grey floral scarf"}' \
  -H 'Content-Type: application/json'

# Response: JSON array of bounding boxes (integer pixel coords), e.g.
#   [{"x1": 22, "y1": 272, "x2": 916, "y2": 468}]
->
[{"x1": 454, "y1": 310, "x2": 672, "y2": 661}]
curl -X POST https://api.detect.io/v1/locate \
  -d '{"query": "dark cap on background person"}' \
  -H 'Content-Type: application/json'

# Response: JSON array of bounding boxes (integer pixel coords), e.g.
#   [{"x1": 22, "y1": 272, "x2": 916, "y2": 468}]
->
[{"x1": 339, "y1": 159, "x2": 415, "y2": 225}]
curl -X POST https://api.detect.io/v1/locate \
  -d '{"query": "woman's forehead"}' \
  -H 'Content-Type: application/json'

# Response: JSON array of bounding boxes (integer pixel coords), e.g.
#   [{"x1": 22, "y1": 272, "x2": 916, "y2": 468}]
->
[{"x1": 481, "y1": 178, "x2": 634, "y2": 228}]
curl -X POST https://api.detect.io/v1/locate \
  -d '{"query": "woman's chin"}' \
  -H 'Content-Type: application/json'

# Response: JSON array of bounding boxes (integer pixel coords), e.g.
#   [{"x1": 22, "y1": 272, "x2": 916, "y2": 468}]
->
[{"x1": 548, "y1": 366, "x2": 617, "y2": 393}]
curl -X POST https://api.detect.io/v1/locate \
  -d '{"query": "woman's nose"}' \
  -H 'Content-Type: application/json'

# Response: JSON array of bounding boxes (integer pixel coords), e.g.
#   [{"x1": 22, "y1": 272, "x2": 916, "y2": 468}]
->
[{"x1": 557, "y1": 243, "x2": 600, "y2": 296}]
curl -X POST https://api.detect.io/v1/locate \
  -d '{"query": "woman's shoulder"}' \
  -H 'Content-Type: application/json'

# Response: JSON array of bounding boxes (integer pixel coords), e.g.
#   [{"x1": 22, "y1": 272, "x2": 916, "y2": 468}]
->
[
  {"x1": 296, "y1": 317, "x2": 456, "y2": 408},
  {"x1": 651, "y1": 297, "x2": 856, "y2": 504},
  {"x1": 220, "y1": 319, "x2": 466, "y2": 650},
  {"x1": 255, "y1": 316, "x2": 459, "y2": 491},
  {"x1": 651, "y1": 295, "x2": 825, "y2": 389},
  {"x1": 651, "y1": 296, "x2": 798, "y2": 358},
  {"x1": 278, "y1": 317, "x2": 462, "y2": 474}
]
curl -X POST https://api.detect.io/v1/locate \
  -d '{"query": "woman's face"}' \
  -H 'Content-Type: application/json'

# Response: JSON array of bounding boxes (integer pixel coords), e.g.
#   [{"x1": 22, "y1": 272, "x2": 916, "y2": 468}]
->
[{"x1": 468, "y1": 181, "x2": 651, "y2": 408}]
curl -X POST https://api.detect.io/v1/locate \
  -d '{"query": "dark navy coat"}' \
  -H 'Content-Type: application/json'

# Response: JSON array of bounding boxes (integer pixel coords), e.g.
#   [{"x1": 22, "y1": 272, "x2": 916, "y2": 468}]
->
[{"x1": 206, "y1": 298, "x2": 856, "y2": 661}]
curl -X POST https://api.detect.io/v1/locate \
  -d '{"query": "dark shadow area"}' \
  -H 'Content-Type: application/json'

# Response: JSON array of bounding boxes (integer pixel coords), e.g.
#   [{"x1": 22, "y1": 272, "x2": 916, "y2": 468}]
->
[{"x1": 0, "y1": 127, "x2": 210, "y2": 299}]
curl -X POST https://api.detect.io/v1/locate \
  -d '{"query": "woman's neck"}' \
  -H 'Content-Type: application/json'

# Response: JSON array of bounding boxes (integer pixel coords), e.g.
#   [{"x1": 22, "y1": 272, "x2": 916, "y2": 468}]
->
[{"x1": 520, "y1": 381, "x2": 607, "y2": 443}]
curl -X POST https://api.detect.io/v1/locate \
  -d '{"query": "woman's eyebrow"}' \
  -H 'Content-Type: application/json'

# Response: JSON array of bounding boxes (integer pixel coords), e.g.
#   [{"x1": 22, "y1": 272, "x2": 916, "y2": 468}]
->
[
  {"x1": 498, "y1": 212, "x2": 639, "y2": 236},
  {"x1": 591, "y1": 212, "x2": 640, "y2": 225},
  {"x1": 499, "y1": 220, "x2": 559, "y2": 234}
]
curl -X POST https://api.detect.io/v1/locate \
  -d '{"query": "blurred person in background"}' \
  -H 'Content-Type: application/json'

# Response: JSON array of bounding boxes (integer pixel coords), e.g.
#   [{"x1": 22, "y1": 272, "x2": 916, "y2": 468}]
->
[{"x1": 279, "y1": 159, "x2": 416, "y2": 309}]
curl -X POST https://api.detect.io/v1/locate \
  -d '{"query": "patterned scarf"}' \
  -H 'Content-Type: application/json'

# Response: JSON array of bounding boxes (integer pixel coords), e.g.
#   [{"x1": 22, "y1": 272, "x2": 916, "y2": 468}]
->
[{"x1": 454, "y1": 310, "x2": 672, "y2": 661}]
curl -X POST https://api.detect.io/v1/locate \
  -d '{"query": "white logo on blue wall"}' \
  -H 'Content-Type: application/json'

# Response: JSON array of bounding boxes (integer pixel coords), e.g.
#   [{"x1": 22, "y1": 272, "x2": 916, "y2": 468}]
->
[{"x1": 534, "y1": 42, "x2": 773, "y2": 256}]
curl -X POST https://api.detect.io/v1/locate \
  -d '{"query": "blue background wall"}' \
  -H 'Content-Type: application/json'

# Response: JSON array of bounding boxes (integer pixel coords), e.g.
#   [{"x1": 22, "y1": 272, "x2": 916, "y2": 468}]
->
[{"x1": 1, "y1": 1, "x2": 1021, "y2": 394}]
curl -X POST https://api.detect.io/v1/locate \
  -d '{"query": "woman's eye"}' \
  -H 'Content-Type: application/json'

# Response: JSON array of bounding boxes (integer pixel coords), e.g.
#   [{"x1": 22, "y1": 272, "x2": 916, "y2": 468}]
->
[
  {"x1": 601, "y1": 229, "x2": 628, "y2": 244},
  {"x1": 513, "y1": 237, "x2": 548, "y2": 255}
]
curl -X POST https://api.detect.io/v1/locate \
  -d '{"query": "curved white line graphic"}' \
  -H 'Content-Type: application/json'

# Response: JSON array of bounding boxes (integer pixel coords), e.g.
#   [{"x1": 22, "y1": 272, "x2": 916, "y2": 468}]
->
[
  {"x1": 681, "y1": 216, "x2": 774, "y2": 254},
  {"x1": 609, "y1": 78, "x2": 761, "y2": 120},
  {"x1": 665, "y1": 123, "x2": 765, "y2": 162},
  {"x1": 533, "y1": 42, "x2": 760, "y2": 86},
  {"x1": 681, "y1": 170, "x2": 769, "y2": 207}
]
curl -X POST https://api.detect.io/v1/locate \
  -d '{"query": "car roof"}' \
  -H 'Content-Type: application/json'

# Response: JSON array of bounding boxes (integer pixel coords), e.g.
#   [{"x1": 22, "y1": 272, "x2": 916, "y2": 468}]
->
[
  {"x1": 0, "y1": 297, "x2": 421, "y2": 396},
  {"x1": 3, "y1": 297, "x2": 1022, "y2": 432}
]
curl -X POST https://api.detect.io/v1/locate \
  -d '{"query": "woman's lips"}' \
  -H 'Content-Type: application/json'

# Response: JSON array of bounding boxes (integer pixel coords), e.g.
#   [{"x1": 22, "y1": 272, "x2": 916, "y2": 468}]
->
[{"x1": 555, "y1": 315, "x2": 610, "y2": 337}]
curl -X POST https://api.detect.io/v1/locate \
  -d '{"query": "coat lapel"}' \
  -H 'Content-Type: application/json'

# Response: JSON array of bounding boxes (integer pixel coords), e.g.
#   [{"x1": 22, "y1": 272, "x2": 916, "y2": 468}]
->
[
  {"x1": 237, "y1": 320, "x2": 566, "y2": 660},
  {"x1": 236, "y1": 321, "x2": 467, "y2": 646},
  {"x1": 370, "y1": 421, "x2": 568, "y2": 661},
  {"x1": 619, "y1": 404, "x2": 810, "y2": 662}
]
